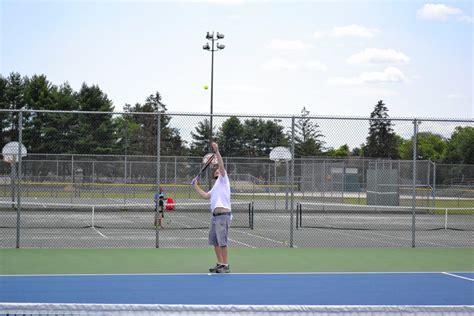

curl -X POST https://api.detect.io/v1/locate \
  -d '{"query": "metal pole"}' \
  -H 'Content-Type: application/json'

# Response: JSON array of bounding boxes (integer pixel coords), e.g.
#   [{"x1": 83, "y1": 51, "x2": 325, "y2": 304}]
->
[
  {"x1": 433, "y1": 162, "x2": 437, "y2": 209},
  {"x1": 427, "y1": 160, "x2": 431, "y2": 207},
  {"x1": 274, "y1": 162, "x2": 277, "y2": 212},
  {"x1": 174, "y1": 156, "x2": 177, "y2": 201},
  {"x1": 208, "y1": 37, "x2": 215, "y2": 191},
  {"x1": 156, "y1": 112, "x2": 161, "y2": 248},
  {"x1": 411, "y1": 119, "x2": 419, "y2": 248},
  {"x1": 16, "y1": 110, "x2": 23, "y2": 248},
  {"x1": 124, "y1": 154, "x2": 127, "y2": 204},
  {"x1": 289, "y1": 116, "x2": 295, "y2": 248},
  {"x1": 71, "y1": 155, "x2": 74, "y2": 203}
]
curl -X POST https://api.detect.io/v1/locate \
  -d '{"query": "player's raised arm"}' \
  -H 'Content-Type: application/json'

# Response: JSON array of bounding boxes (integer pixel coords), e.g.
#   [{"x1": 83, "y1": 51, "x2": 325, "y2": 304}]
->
[{"x1": 211, "y1": 142, "x2": 225, "y2": 176}]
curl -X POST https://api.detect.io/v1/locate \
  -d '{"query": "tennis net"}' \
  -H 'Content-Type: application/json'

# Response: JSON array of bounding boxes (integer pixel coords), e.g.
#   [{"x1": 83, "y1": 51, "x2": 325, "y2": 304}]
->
[
  {"x1": 1, "y1": 303, "x2": 473, "y2": 315},
  {"x1": 0, "y1": 201, "x2": 254, "y2": 230},
  {"x1": 296, "y1": 202, "x2": 474, "y2": 231}
]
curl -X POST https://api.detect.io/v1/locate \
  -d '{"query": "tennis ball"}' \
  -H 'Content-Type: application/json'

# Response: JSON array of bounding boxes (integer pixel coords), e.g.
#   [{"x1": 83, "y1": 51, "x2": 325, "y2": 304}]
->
[{"x1": 204, "y1": 85, "x2": 209, "y2": 90}]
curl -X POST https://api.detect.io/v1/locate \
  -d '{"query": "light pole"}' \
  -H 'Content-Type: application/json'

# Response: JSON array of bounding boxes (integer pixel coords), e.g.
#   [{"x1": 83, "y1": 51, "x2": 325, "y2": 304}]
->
[{"x1": 203, "y1": 31, "x2": 225, "y2": 149}]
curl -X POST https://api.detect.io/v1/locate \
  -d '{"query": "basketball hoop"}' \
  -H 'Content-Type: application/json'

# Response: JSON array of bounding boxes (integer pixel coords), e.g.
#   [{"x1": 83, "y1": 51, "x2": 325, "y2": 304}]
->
[
  {"x1": 3, "y1": 155, "x2": 16, "y2": 166},
  {"x1": 269, "y1": 146, "x2": 292, "y2": 163},
  {"x1": 2, "y1": 142, "x2": 27, "y2": 165}
]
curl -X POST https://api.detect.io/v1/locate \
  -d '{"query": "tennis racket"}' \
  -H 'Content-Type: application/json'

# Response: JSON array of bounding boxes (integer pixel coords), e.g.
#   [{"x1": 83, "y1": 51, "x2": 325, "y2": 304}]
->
[{"x1": 194, "y1": 153, "x2": 217, "y2": 179}]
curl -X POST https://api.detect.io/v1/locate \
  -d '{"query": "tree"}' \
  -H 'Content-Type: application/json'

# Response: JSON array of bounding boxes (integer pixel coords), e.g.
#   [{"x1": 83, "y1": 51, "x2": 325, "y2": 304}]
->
[
  {"x1": 327, "y1": 144, "x2": 350, "y2": 157},
  {"x1": 293, "y1": 107, "x2": 324, "y2": 157},
  {"x1": 75, "y1": 83, "x2": 117, "y2": 154},
  {"x1": 0, "y1": 75, "x2": 9, "y2": 147},
  {"x1": 399, "y1": 132, "x2": 446, "y2": 162},
  {"x1": 242, "y1": 118, "x2": 287, "y2": 157},
  {"x1": 443, "y1": 126, "x2": 474, "y2": 164},
  {"x1": 1, "y1": 73, "x2": 27, "y2": 146},
  {"x1": 190, "y1": 118, "x2": 213, "y2": 156},
  {"x1": 364, "y1": 100, "x2": 398, "y2": 158},
  {"x1": 216, "y1": 116, "x2": 245, "y2": 156},
  {"x1": 123, "y1": 92, "x2": 186, "y2": 156},
  {"x1": 22, "y1": 75, "x2": 55, "y2": 153}
]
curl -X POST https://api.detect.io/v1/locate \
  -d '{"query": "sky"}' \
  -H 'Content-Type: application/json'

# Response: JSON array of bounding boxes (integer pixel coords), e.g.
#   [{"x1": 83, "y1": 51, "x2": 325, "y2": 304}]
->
[{"x1": 0, "y1": 0, "x2": 472, "y2": 122}]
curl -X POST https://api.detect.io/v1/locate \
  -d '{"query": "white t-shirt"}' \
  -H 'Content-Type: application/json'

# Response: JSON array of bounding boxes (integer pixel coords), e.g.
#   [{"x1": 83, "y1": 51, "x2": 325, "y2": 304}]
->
[{"x1": 209, "y1": 173, "x2": 231, "y2": 213}]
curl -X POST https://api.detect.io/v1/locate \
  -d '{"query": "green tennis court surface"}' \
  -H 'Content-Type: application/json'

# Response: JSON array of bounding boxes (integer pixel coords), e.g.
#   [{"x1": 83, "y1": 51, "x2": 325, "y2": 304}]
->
[{"x1": 1, "y1": 248, "x2": 472, "y2": 275}]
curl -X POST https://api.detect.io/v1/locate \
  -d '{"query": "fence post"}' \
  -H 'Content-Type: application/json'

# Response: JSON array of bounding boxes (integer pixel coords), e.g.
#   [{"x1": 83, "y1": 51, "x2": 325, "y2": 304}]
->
[
  {"x1": 411, "y1": 119, "x2": 420, "y2": 248},
  {"x1": 290, "y1": 116, "x2": 295, "y2": 248},
  {"x1": 156, "y1": 112, "x2": 161, "y2": 248},
  {"x1": 432, "y1": 162, "x2": 436, "y2": 209},
  {"x1": 16, "y1": 110, "x2": 23, "y2": 248}
]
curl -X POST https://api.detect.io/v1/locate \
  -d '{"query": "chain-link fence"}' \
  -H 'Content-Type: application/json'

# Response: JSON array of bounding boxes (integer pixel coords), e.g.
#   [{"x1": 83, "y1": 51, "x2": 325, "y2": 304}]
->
[{"x1": 0, "y1": 109, "x2": 472, "y2": 248}]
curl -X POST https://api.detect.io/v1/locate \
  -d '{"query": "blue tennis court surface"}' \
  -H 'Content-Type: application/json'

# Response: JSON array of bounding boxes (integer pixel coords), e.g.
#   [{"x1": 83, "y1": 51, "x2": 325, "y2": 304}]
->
[{"x1": 1, "y1": 272, "x2": 473, "y2": 306}]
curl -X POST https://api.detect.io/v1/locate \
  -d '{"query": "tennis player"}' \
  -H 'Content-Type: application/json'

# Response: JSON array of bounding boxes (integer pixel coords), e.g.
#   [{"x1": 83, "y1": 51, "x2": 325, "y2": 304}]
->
[
  {"x1": 191, "y1": 142, "x2": 231, "y2": 273},
  {"x1": 154, "y1": 187, "x2": 165, "y2": 228}
]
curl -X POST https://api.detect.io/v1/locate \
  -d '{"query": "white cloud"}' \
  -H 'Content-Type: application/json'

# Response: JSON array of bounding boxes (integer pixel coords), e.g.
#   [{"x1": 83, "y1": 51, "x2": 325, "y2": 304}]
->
[
  {"x1": 330, "y1": 24, "x2": 380, "y2": 38},
  {"x1": 347, "y1": 48, "x2": 410, "y2": 65},
  {"x1": 220, "y1": 84, "x2": 265, "y2": 93},
  {"x1": 260, "y1": 58, "x2": 297, "y2": 71},
  {"x1": 348, "y1": 87, "x2": 400, "y2": 97},
  {"x1": 328, "y1": 67, "x2": 407, "y2": 85},
  {"x1": 260, "y1": 59, "x2": 327, "y2": 72},
  {"x1": 417, "y1": 3, "x2": 462, "y2": 21},
  {"x1": 192, "y1": 0, "x2": 246, "y2": 5},
  {"x1": 305, "y1": 60, "x2": 328, "y2": 71},
  {"x1": 267, "y1": 39, "x2": 310, "y2": 51},
  {"x1": 447, "y1": 94, "x2": 464, "y2": 99},
  {"x1": 313, "y1": 31, "x2": 324, "y2": 39},
  {"x1": 458, "y1": 15, "x2": 473, "y2": 24},
  {"x1": 228, "y1": 14, "x2": 241, "y2": 20}
]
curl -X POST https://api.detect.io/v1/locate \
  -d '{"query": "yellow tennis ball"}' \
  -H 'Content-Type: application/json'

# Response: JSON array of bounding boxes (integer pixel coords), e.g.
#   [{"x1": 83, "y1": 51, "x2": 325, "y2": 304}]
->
[{"x1": 204, "y1": 85, "x2": 208, "y2": 90}]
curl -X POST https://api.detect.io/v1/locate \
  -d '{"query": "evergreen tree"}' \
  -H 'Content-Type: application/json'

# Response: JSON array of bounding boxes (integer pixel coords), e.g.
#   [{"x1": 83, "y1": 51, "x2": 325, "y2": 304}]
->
[
  {"x1": 75, "y1": 83, "x2": 117, "y2": 154},
  {"x1": 364, "y1": 100, "x2": 398, "y2": 158},
  {"x1": 190, "y1": 118, "x2": 213, "y2": 156},
  {"x1": 243, "y1": 118, "x2": 287, "y2": 157},
  {"x1": 123, "y1": 92, "x2": 186, "y2": 156},
  {"x1": 23, "y1": 75, "x2": 55, "y2": 153},
  {"x1": 1, "y1": 73, "x2": 27, "y2": 146},
  {"x1": 216, "y1": 116, "x2": 245, "y2": 156},
  {"x1": 293, "y1": 107, "x2": 324, "y2": 157}
]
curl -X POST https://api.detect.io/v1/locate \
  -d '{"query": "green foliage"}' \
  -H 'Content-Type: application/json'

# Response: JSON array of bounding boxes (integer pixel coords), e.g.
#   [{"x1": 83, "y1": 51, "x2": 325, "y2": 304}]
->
[
  {"x1": 399, "y1": 132, "x2": 446, "y2": 162},
  {"x1": 293, "y1": 107, "x2": 324, "y2": 157},
  {"x1": 327, "y1": 144, "x2": 350, "y2": 157},
  {"x1": 0, "y1": 72, "x2": 471, "y2": 167},
  {"x1": 190, "y1": 119, "x2": 212, "y2": 156},
  {"x1": 364, "y1": 100, "x2": 399, "y2": 159},
  {"x1": 443, "y1": 126, "x2": 474, "y2": 164},
  {"x1": 1, "y1": 73, "x2": 28, "y2": 146},
  {"x1": 243, "y1": 118, "x2": 287, "y2": 157},
  {"x1": 216, "y1": 116, "x2": 245, "y2": 156}
]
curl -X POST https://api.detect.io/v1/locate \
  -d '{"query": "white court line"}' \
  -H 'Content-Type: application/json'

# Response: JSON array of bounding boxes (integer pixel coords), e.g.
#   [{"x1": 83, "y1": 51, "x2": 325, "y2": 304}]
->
[
  {"x1": 442, "y1": 272, "x2": 474, "y2": 281},
  {"x1": 350, "y1": 230, "x2": 451, "y2": 248},
  {"x1": 167, "y1": 211, "x2": 282, "y2": 248},
  {"x1": 228, "y1": 238, "x2": 256, "y2": 248},
  {"x1": 314, "y1": 229, "x2": 407, "y2": 247},
  {"x1": 232, "y1": 229, "x2": 287, "y2": 246},
  {"x1": 92, "y1": 227, "x2": 108, "y2": 238}
]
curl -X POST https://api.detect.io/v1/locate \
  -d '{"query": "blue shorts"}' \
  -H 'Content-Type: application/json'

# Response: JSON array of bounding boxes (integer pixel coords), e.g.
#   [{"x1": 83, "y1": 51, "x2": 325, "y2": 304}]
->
[{"x1": 209, "y1": 214, "x2": 231, "y2": 247}]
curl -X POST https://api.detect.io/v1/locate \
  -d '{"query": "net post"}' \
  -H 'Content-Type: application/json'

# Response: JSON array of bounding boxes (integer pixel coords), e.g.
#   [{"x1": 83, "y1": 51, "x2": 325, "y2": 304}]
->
[
  {"x1": 445, "y1": 208, "x2": 448, "y2": 230},
  {"x1": 295, "y1": 203, "x2": 299, "y2": 229},
  {"x1": 91, "y1": 206, "x2": 95, "y2": 228}
]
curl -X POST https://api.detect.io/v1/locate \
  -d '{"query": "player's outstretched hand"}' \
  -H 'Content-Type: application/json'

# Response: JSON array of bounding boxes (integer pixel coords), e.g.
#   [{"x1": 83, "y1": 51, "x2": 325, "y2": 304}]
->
[{"x1": 191, "y1": 176, "x2": 198, "y2": 186}]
